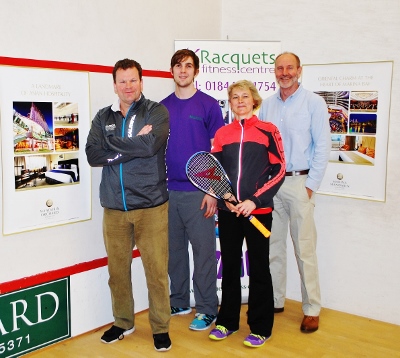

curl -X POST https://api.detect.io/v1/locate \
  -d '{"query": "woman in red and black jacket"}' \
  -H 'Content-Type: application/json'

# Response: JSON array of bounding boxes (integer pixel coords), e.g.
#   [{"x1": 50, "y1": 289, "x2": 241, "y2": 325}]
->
[{"x1": 208, "y1": 80, "x2": 285, "y2": 348}]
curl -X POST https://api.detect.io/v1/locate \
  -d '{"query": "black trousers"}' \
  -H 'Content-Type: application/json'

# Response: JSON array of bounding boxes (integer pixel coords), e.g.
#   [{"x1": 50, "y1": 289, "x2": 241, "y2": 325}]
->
[{"x1": 216, "y1": 210, "x2": 274, "y2": 337}]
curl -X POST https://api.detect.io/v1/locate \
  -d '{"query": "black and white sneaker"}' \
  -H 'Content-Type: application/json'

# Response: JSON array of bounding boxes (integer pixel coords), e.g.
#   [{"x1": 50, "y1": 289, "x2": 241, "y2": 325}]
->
[
  {"x1": 153, "y1": 332, "x2": 172, "y2": 352},
  {"x1": 171, "y1": 306, "x2": 192, "y2": 316},
  {"x1": 100, "y1": 325, "x2": 135, "y2": 344}
]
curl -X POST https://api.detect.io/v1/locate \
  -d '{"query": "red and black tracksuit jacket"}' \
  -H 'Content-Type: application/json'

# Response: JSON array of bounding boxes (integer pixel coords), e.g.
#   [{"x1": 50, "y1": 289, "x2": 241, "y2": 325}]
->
[{"x1": 211, "y1": 115, "x2": 286, "y2": 213}]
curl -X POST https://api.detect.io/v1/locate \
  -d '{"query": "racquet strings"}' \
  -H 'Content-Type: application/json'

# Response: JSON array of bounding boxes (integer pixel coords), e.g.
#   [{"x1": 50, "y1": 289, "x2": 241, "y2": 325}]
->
[{"x1": 186, "y1": 152, "x2": 235, "y2": 201}]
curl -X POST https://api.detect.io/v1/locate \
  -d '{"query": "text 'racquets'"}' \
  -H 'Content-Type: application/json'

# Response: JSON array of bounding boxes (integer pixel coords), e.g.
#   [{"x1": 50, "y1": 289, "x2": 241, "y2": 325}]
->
[{"x1": 186, "y1": 151, "x2": 271, "y2": 238}]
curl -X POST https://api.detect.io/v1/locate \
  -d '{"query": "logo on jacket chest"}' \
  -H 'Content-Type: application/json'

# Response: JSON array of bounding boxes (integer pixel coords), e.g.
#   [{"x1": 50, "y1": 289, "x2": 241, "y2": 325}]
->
[{"x1": 105, "y1": 124, "x2": 116, "y2": 132}]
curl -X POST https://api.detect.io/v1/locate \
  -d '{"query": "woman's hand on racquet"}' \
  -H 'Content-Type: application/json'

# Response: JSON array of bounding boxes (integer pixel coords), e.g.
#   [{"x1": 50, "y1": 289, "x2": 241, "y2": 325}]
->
[{"x1": 228, "y1": 199, "x2": 256, "y2": 217}]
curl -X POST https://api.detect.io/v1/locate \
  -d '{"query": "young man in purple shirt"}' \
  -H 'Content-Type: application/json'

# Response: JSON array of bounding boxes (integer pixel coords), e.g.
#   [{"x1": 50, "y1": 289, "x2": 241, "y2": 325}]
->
[{"x1": 161, "y1": 49, "x2": 224, "y2": 331}]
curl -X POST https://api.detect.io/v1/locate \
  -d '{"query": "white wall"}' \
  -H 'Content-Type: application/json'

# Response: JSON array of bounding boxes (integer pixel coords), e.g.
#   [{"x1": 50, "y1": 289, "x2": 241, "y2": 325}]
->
[
  {"x1": 0, "y1": 0, "x2": 222, "y2": 334},
  {"x1": 222, "y1": 0, "x2": 400, "y2": 325}
]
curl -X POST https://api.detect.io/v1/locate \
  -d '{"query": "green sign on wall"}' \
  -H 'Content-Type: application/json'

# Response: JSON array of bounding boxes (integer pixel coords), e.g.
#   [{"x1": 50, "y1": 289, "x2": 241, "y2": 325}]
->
[{"x1": 0, "y1": 278, "x2": 70, "y2": 357}]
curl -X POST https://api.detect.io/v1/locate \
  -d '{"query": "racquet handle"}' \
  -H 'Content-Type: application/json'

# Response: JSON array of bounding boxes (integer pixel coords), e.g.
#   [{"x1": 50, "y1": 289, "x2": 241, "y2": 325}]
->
[{"x1": 248, "y1": 215, "x2": 271, "y2": 238}]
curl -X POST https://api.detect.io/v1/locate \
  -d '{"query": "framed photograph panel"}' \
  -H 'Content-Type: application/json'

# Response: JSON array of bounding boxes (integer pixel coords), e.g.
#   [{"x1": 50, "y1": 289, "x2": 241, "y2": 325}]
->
[
  {"x1": 302, "y1": 61, "x2": 393, "y2": 201},
  {"x1": 0, "y1": 66, "x2": 91, "y2": 234}
]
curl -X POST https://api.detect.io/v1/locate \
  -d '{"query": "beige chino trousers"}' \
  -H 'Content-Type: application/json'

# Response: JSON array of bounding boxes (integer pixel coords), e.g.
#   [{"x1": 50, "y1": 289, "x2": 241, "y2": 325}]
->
[{"x1": 269, "y1": 175, "x2": 321, "y2": 316}]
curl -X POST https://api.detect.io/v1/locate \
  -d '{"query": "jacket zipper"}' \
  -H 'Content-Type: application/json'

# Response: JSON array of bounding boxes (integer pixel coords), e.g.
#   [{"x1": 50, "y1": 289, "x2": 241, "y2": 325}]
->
[
  {"x1": 120, "y1": 116, "x2": 127, "y2": 211},
  {"x1": 237, "y1": 120, "x2": 245, "y2": 201}
]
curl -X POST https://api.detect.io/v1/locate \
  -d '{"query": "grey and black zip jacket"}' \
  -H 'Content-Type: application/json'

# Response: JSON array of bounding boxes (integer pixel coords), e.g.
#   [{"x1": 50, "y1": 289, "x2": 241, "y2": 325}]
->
[{"x1": 85, "y1": 94, "x2": 169, "y2": 211}]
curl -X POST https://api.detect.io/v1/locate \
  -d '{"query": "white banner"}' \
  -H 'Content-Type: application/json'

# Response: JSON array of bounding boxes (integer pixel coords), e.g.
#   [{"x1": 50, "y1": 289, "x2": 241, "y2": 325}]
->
[
  {"x1": 302, "y1": 61, "x2": 393, "y2": 201},
  {"x1": 0, "y1": 66, "x2": 91, "y2": 234},
  {"x1": 175, "y1": 40, "x2": 281, "y2": 305},
  {"x1": 175, "y1": 40, "x2": 281, "y2": 123}
]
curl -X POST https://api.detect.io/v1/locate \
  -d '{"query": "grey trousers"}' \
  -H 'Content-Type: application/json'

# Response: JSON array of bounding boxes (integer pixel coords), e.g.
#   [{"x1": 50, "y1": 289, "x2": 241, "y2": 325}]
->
[{"x1": 168, "y1": 190, "x2": 218, "y2": 316}]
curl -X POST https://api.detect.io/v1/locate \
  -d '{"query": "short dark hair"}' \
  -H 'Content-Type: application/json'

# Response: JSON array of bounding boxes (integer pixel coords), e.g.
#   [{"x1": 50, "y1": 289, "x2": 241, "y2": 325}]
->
[
  {"x1": 112, "y1": 58, "x2": 143, "y2": 82},
  {"x1": 170, "y1": 49, "x2": 200, "y2": 71}
]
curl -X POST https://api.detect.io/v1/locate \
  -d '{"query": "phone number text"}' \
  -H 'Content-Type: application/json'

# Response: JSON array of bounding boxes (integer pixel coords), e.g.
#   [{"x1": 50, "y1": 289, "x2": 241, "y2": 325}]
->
[
  {"x1": 196, "y1": 81, "x2": 277, "y2": 92},
  {"x1": 0, "y1": 334, "x2": 30, "y2": 355}
]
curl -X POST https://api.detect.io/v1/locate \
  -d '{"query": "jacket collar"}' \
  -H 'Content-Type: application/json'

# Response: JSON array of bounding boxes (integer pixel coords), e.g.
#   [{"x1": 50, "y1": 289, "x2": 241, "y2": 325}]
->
[
  {"x1": 233, "y1": 114, "x2": 258, "y2": 127},
  {"x1": 111, "y1": 94, "x2": 145, "y2": 115}
]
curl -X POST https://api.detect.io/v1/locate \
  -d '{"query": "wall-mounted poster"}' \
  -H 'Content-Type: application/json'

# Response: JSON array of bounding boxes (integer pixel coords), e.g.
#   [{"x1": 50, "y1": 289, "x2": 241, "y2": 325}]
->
[
  {"x1": 0, "y1": 66, "x2": 91, "y2": 234},
  {"x1": 302, "y1": 61, "x2": 393, "y2": 202}
]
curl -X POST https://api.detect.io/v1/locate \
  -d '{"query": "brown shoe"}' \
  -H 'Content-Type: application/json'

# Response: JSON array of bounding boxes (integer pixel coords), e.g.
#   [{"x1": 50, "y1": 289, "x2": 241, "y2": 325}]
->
[
  {"x1": 300, "y1": 315, "x2": 319, "y2": 333},
  {"x1": 274, "y1": 307, "x2": 284, "y2": 313}
]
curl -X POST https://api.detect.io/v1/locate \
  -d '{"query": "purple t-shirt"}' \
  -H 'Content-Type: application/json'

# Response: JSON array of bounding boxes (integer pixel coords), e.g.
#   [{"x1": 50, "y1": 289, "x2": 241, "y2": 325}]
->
[{"x1": 161, "y1": 90, "x2": 225, "y2": 191}]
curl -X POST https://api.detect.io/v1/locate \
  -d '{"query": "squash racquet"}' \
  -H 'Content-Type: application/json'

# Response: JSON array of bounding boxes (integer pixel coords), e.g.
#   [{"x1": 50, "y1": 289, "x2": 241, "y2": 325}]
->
[{"x1": 186, "y1": 151, "x2": 271, "y2": 238}]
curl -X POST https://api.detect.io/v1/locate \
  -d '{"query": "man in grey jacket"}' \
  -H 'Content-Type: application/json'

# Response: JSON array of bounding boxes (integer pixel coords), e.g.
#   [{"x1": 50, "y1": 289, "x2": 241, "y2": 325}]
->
[{"x1": 86, "y1": 58, "x2": 171, "y2": 352}]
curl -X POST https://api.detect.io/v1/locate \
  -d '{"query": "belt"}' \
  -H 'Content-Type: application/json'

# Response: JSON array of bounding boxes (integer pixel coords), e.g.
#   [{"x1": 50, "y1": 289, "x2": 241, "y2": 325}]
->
[{"x1": 285, "y1": 169, "x2": 309, "y2": 177}]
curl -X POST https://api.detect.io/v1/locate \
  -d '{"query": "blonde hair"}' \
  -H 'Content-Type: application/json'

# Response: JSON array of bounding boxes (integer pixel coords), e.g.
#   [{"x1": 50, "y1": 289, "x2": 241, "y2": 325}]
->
[{"x1": 228, "y1": 80, "x2": 262, "y2": 110}]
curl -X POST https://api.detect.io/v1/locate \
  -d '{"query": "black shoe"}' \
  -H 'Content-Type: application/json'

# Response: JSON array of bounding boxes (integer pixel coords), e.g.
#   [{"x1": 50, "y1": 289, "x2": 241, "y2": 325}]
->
[
  {"x1": 274, "y1": 307, "x2": 284, "y2": 313},
  {"x1": 153, "y1": 332, "x2": 172, "y2": 352},
  {"x1": 100, "y1": 325, "x2": 135, "y2": 344}
]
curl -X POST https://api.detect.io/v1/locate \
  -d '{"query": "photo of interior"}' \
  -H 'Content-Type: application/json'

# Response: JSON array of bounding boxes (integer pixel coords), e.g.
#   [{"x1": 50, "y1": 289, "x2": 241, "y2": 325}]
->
[
  {"x1": 54, "y1": 127, "x2": 79, "y2": 151},
  {"x1": 14, "y1": 154, "x2": 80, "y2": 189},
  {"x1": 350, "y1": 91, "x2": 378, "y2": 112},
  {"x1": 54, "y1": 102, "x2": 79, "y2": 126},
  {"x1": 330, "y1": 134, "x2": 375, "y2": 165},
  {"x1": 315, "y1": 91, "x2": 350, "y2": 134}
]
